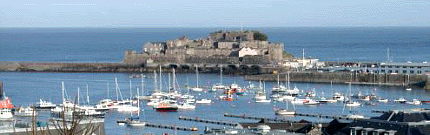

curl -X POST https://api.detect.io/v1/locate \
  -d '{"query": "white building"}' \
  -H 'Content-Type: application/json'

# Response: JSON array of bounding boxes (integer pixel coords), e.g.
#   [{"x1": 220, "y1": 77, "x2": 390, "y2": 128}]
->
[
  {"x1": 239, "y1": 47, "x2": 258, "y2": 57},
  {"x1": 297, "y1": 58, "x2": 323, "y2": 69},
  {"x1": 282, "y1": 60, "x2": 300, "y2": 68}
]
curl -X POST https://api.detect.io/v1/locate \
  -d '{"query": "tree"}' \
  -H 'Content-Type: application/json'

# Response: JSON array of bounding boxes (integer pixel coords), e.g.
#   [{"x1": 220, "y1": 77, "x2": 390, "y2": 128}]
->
[{"x1": 253, "y1": 31, "x2": 268, "y2": 41}]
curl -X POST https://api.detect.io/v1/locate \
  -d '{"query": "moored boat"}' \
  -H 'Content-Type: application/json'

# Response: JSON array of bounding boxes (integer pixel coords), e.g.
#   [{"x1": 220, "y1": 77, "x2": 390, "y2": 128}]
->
[
  {"x1": 154, "y1": 102, "x2": 178, "y2": 112},
  {"x1": 36, "y1": 99, "x2": 57, "y2": 109}
]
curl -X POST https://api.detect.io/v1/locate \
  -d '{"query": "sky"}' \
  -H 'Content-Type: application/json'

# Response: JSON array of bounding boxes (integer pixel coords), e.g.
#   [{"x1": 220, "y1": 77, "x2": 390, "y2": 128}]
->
[{"x1": 1, "y1": 0, "x2": 429, "y2": 27}]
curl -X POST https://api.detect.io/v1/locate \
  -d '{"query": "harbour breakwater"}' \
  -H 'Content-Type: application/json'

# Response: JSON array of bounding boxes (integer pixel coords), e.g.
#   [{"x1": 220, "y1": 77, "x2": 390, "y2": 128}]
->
[
  {"x1": 245, "y1": 72, "x2": 430, "y2": 90},
  {"x1": 0, "y1": 61, "x2": 278, "y2": 75}
]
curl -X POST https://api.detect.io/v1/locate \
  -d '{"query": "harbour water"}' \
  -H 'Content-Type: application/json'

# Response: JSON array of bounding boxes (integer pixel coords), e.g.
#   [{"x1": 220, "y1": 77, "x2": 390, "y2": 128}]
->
[{"x1": 1, "y1": 72, "x2": 429, "y2": 134}]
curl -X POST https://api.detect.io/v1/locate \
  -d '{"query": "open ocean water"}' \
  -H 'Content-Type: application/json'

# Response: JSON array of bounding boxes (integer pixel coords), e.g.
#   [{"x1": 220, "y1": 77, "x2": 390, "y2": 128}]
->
[
  {"x1": 1, "y1": 27, "x2": 430, "y2": 134},
  {"x1": 1, "y1": 27, "x2": 430, "y2": 62}
]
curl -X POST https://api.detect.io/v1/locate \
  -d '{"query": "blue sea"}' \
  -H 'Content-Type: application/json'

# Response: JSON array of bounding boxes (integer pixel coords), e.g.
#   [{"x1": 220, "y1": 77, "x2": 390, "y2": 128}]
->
[
  {"x1": 1, "y1": 27, "x2": 430, "y2": 134},
  {"x1": 1, "y1": 27, "x2": 429, "y2": 62}
]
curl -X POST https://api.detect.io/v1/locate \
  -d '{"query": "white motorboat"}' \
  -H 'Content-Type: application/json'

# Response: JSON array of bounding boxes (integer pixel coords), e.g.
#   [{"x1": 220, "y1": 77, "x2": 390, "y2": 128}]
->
[
  {"x1": 117, "y1": 105, "x2": 140, "y2": 112},
  {"x1": 36, "y1": 99, "x2": 57, "y2": 109},
  {"x1": 406, "y1": 99, "x2": 421, "y2": 105},
  {"x1": 394, "y1": 97, "x2": 407, "y2": 103},
  {"x1": 196, "y1": 99, "x2": 211, "y2": 104},
  {"x1": 304, "y1": 100, "x2": 319, "y2": 105},
  {"x1": 177, "y1": 102, "x2": 196, "y2": 109},
  {"x1": 0, "y1": 108, "x2": 13, "y2": 119},
  {"x1": 345, "y1": 101, "x2": 361, "y2": 107},
  {"x1": 406, "y1": 88, "x2": 412, "y2": 91},
  {"x1": 332, "y1": 93, "x2": 345, "y2": 102},
  {"x1": 378, "y1": 98, "x2": 388, "y2": 103},
  {"x1": 191, "y1": 87, "x2": 203, "y2": 92},
  {"x1": 318, "y1": 97, "x2": 337, "y2": 103},
  {"x1": 255, "y1": 99, "x2": 271, "y2": 103},
  {"x1": 14, "y1": 106, "x2": 36, "y2": 117}
]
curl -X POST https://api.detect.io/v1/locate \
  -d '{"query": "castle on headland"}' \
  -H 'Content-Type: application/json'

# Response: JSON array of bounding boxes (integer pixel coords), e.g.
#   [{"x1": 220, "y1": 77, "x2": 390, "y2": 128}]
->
[{"x1": 123, "y1": 30, "x2": 284, "y2": 65}]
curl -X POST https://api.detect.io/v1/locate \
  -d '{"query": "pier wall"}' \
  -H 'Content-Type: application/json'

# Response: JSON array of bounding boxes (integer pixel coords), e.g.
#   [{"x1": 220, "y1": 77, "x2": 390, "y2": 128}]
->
[
  {"x1": 0, "y1": 61, "x2": 280, "y2": 75},
  {"x1": 245, "y1": 72, "x2": 429, "y2": 89}
]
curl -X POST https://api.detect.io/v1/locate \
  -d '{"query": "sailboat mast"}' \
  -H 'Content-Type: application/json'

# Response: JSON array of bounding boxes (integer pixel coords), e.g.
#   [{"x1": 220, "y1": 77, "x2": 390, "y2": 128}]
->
[
  {"x1": 106, "y1": 82, "x2": 109, "y2": 99},
  {"x1": 220, "y1": 66, "x2": 223, "y2": 84},
  {"x1": 153, "y1": 71, "x2": 157, "y2": 92},
  {"x1": 168, "y1": 73, "x2": 171, "y2": 93},
  {"x1": 77, "y1": 87, "x2": 80, "y2": 106},
  {"x1": 277, "y1": 74, "x2": 280, "y2": 88},
  {"x1": 173, "y1": 68, "x2": 176, "y2": 92},
  {"x1": 86, "y1": 84, "x2": 89, "y2": 104},
  {"x1": 159, "y1": 66, "x2": 162, "y2": 91},
  {"x1": 287, "y1": 72, "x2": 290, "y2": 89},
  {"x1": 196, "y1": 65, "x2": 199, "y2": 87},
  {"x1": 129, "y1": 80, "x2": 132, "y2": 100},
  {"x1": 137, "y1": 87, "x2": 140, "y2": 117},
  {"x1": 115, "y1": 78, "x2": 119, "y2": 101},
  {"x1": 141, "y1": 75, "x2": 144, "y2": 96},
  {"x1": 61, "y1": 82, "x2": 65, "y2": 103}
]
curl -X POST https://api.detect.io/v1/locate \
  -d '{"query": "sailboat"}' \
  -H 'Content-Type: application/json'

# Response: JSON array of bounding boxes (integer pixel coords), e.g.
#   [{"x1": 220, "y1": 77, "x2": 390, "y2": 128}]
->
[
  {"x1": 345, "y1": 83, "x2": 361, "y2": 107},
  {"x1": 275, "y1": 101, "x2": 295, "y2": 115},
  {"x1": 342, "y1": 83, "x2": 364, "y2": 119},
  {"x1": 191, "y1": 65, "x2": 204, "y2": 92},
  {"x1": 255, "y1": 81, "x2": 271, "y2": 103},
  {"x1": 211, "y1": 66, "x2": 228, "y2": 91},
  {"x1": 284, "y1": 72, "x2": 300, "y2": 95},
  {"x1": 118, "y1": 88, "x2": 146, "y2": 127}
]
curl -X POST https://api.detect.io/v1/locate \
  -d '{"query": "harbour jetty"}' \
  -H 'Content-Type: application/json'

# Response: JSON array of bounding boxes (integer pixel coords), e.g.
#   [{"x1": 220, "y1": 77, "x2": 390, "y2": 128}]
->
[
  {"x1": 245, "y1": 72, "x2": 428, "y2": 88},
  {"x1": 0, "y1": 61, "x2": 276, "y2": 74}
]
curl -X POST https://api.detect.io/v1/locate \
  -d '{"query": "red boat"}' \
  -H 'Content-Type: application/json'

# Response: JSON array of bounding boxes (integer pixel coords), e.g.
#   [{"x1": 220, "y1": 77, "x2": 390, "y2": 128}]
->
[{"x1": 154, "y1": 102, "x2": 178, "y2": 112}]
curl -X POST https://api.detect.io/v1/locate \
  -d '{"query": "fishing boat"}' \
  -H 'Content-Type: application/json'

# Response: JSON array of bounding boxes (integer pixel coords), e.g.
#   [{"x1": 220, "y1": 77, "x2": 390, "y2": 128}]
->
[
  {"x1": 36, "y1": 99, "x2": 57, "y2": 109},
  {"x1": 196, "y1": 99, "x2": 211, "y2": 104}
]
